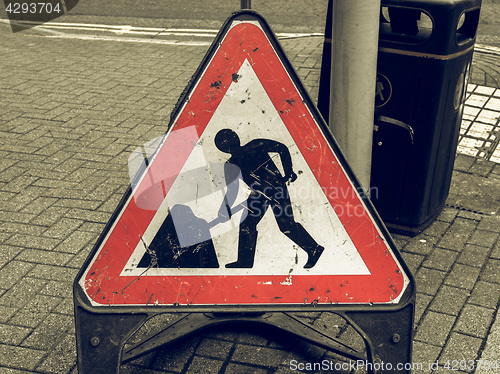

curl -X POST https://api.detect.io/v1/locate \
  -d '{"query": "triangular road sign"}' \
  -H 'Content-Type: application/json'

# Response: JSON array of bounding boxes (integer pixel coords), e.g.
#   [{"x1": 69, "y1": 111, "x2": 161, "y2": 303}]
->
[{"x1": 77, "y1": 11, "x2": 412, "y2": 308}]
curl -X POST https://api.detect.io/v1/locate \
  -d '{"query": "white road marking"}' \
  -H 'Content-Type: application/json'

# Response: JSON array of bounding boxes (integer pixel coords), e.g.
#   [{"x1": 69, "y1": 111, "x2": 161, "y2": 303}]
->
[
  {"x1": 1, "y1": 18, "x2": 323, "y2": 45},
  {"x1": 27, "y1": 33, "x2": 213, "y2": 46},
  {"x1": 475, "y1": 44, "x2": 500, "y2": 56}
]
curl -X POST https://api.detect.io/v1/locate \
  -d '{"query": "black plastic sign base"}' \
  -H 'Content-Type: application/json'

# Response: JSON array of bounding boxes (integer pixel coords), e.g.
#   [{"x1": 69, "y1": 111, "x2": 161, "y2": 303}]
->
[
  {"x1": 74, "y1": 9, "x2": 416, "y2": 374},
  {"x1": 75, "y1": 287, "x2": 415, "y2": 374}
]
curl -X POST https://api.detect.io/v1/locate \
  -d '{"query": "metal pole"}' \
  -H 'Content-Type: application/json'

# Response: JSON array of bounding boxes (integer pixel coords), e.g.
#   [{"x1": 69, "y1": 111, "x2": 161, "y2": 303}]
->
[
  {"x1": 241, "y1": 0, "x2": 251, "y2": 9},
  {"x1": 329, "y1": 0, "x2": 380, "y2": 191}
]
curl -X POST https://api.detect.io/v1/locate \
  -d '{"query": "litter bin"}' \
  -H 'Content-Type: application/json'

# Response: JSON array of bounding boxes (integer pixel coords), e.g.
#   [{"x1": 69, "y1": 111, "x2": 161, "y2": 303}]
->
[{"x1": 370, "y1": 0, "x2": 481, "y2": 236}]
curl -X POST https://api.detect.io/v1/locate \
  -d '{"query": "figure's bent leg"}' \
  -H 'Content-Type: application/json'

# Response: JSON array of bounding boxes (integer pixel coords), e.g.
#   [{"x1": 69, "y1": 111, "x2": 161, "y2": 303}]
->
[
  {"x1": 282, "y1": 221, "x2": 324, "y2": 269},
  {"x1": 272, "y1": 202, "x2": 324, "y2": 269}
]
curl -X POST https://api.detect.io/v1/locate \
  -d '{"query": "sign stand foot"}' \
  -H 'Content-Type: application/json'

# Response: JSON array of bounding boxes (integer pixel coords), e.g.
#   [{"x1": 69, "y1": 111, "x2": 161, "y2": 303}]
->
[
  {"x1": 345, "y1": 302, "x2": 415, "y2": 373},
  {"x1": 74, "y1": 304, "x2": 148, "y2": 374}
]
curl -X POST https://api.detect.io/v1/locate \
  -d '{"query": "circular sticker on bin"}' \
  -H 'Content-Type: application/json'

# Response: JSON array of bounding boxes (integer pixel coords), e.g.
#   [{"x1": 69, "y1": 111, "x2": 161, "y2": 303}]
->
[{"x1": 375, "y1": 73, "x2": 392, "y2": 108}]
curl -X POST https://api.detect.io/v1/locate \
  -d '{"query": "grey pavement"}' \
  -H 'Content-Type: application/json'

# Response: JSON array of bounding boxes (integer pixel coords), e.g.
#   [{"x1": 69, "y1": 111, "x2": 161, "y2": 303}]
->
[{"x1": 0, "y1": 9, "x2": 500, "y2": 374}]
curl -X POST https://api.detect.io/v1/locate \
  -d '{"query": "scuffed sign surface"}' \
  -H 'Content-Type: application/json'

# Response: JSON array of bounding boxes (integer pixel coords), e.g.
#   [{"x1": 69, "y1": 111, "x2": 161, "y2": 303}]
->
[{"x1": 79, "y1": 17, "x2": 409, "y2": 307}]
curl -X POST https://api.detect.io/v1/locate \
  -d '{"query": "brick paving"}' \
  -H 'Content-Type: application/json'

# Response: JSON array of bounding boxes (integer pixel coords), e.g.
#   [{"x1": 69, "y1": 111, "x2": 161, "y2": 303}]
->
[{"x1": 0, "y1": 12, "x2": 500, "y2": 374}]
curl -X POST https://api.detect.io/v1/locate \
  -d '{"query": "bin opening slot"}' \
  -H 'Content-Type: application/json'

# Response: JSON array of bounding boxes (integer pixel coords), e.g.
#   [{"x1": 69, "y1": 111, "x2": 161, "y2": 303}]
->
[
  {"x1": 456, "y1": 9, "x2": 480, "y2": 45},
  {"x1": 380, "y1": 6, "x2": 433, "y2": 44}
]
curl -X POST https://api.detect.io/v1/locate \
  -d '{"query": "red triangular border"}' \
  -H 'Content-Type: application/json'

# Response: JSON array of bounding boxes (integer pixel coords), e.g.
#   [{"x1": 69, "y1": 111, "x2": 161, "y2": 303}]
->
[{"x1": 81, "y1": 17, "x2": 408, "y2": 306}]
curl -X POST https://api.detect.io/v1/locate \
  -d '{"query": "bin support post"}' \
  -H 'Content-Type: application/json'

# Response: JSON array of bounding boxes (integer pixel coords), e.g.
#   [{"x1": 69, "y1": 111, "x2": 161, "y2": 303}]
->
[
  {"x1": 328, "y1": 0, "x2": 380, "y2": 191},
  {"x1": 240, "y1": 0, "x2": 251, "y2": 9}
]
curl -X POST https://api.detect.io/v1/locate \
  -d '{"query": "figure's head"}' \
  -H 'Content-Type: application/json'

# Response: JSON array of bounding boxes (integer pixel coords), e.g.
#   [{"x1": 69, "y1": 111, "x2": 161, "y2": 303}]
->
[{"x1": 214, "y1": 129, "x2": 240, "y2": 154}]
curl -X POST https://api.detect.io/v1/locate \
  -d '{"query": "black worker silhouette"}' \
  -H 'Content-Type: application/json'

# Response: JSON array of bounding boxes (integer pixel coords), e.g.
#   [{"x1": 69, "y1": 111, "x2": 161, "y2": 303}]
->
[
  {"x1": 137, "y1": 204, "x2": 219, "y2": 269},
  {"x1": 215, "y1": 128, "x2": 324, "y2": 269}
]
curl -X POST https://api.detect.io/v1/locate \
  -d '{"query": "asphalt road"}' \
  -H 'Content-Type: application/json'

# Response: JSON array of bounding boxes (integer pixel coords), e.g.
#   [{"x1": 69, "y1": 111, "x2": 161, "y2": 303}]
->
[
  {"x1": 70, "y1": 0, "x2": 500, "y2": 45},
  {"x1": 65, "y1": 0, "x2": 328, "y2": 31},
  {"x1": 1, "y1": 0, "x2": 498, "y2": 45},
  {"x1": 0, "y1": 0, "x2": 329, "y2": 33}
]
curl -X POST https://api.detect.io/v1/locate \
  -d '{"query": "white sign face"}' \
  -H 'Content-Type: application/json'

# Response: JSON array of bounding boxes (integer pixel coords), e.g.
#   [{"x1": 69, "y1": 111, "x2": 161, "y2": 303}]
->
[{"x1": 122, "y1": 59, "x2": 370, "y2": 277}]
